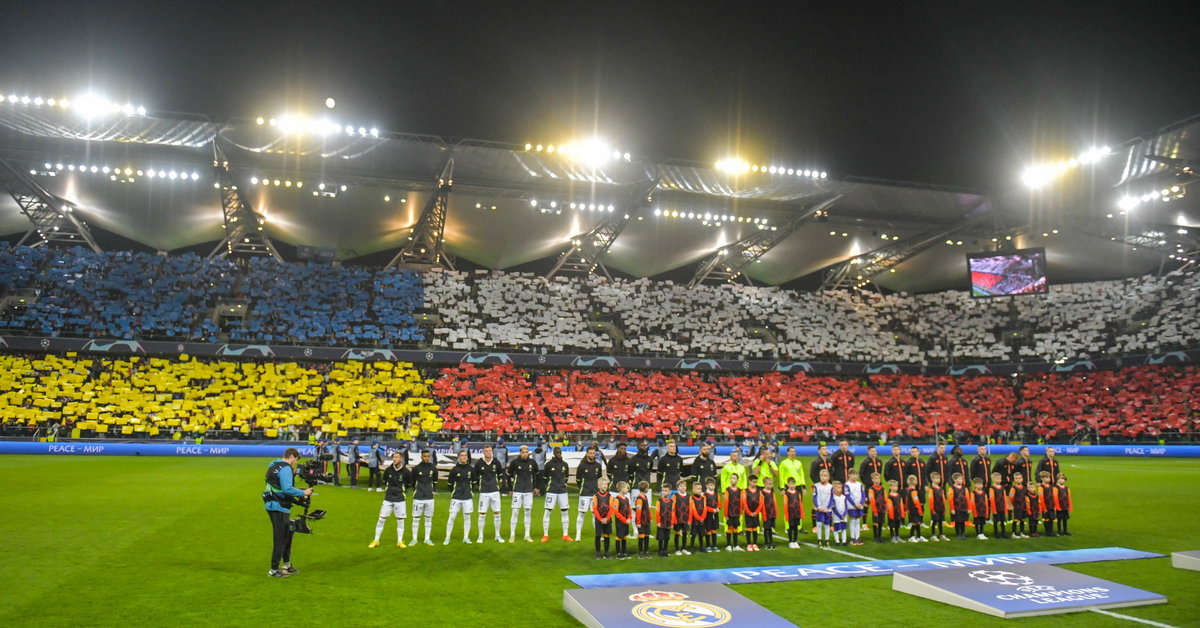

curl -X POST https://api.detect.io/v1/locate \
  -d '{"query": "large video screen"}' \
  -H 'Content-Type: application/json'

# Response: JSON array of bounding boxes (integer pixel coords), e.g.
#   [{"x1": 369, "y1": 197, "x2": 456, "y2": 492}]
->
[{"x1": 967, "y1": 248, "x2": 1048, "y2": 297}]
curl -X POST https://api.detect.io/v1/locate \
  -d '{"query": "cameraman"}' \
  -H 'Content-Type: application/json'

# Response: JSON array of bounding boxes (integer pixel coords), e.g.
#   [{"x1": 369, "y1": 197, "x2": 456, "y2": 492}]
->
[{"x1": 264, "y1": 447, "x2": 312, "y2": 578}]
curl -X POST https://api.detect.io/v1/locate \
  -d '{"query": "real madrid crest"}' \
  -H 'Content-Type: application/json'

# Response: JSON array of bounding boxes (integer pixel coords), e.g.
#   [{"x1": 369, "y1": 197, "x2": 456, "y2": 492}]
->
[{"x1": 628, "y1": 590, "x2": 731, "y2": 626}]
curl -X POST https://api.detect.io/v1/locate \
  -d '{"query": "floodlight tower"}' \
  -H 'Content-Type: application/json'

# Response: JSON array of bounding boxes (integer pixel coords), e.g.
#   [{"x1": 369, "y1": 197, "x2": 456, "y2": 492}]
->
[{"x1": 0, "y1": 160, "x2": 101, "y2": 252}]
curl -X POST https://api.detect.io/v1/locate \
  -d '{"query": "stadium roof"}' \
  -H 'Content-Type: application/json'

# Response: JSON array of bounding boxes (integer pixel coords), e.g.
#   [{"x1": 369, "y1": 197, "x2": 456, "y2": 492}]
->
[{"x1": 0, "y1": 101, "x2": 1196, "y2": 292}]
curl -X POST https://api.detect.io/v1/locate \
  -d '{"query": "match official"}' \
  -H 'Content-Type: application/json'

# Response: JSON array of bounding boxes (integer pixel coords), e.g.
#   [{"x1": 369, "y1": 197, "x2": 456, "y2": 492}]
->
[{"x1": 263, "y1": 447, "x2": 312, "y2": 578}]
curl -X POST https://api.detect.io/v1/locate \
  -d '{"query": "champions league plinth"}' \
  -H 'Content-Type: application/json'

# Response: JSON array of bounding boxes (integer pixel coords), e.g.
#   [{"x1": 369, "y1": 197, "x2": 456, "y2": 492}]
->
[
  {"x1": 892, "y1": 563, "x2": 1166, "y2": 618},
  {"x1": 1172, "y1": 550, "x2": 1200, "y2": 571},
  {"x1": 564, "y1": 582, "x2": 797, "y2": 628}
]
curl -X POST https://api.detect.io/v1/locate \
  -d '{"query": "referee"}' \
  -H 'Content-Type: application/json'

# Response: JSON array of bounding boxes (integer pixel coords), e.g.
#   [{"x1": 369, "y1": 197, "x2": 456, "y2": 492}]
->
[{"x1": 264, "y1": 447, "x2": 312, "y2": 578}]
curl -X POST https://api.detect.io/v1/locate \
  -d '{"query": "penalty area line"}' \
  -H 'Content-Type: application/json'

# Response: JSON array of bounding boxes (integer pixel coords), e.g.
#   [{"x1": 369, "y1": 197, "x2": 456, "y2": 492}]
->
[{"x1": 1089, "y1": 609, "x2": 1177, "y2": 627}]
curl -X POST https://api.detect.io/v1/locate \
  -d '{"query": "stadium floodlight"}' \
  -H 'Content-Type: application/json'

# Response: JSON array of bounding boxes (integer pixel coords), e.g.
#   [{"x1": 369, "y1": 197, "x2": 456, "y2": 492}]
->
[
  {"x1": 1020, "y1": 164, "x2": 1057, "y2": 189},
  {"x1": 325, "y1": 97, "x2": 336, "y2": 109},
  {"x1": 716, "y1": 158, "x2": 751, "y2": 174},
  {"x1": 72, "y1": 93, "x2": 109, "y2": 119},
  {"x1": 560, "y1": 138, "x2": 614, "y2": 168},
  {"x1": 1078, "y1": 145, "x2": 1112, "y2": 164},
  {"x1": 1117, "y1": 195, "x2": 1141, "y2": 211}
]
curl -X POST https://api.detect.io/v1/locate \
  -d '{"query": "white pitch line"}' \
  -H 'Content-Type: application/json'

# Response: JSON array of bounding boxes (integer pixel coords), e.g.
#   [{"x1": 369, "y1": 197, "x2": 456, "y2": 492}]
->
[
  {"x1": 1090, "y1": 608, "x2": 1177, "y2": 627},
  {"x1": 772, "y1": 532, "x2": 880, "y2": 561}
]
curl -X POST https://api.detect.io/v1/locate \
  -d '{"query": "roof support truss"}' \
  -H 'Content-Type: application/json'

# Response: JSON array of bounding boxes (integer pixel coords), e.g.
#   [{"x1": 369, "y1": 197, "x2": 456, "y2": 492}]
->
[
  {"x1": 688, "y1": 195, "x2": 842, "y2": 288},
  {"x1": 0, "y1": 160, "x2": 101, "y2": 252},
  {"x1": 545, "y1": 179, "x2": 659, "y2": 280},
  {"x1": 208, "y1": 145, "x2": 283, "y2": 262},
  {"x1": 821, "y1": 205, "x2": 994, "y2": 291},
  {"x1": 1086, "y1": 224, "x2": 1200, "y2": 269},
  {"x1": 387, "y1": 159, "x2": 455, "y2": 270}
]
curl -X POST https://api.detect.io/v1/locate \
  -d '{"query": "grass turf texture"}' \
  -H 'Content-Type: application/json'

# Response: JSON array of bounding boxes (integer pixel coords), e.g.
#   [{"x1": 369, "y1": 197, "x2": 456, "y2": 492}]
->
[{"x1": 1, "y1": 456, "x2": 1197, "y2": 627}]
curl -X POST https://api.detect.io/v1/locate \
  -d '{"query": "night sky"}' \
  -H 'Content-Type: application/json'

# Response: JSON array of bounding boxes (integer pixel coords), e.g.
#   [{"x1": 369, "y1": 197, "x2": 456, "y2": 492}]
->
[{"x1": 1, "y1": 1, "x2": 1197, "y2": 192}]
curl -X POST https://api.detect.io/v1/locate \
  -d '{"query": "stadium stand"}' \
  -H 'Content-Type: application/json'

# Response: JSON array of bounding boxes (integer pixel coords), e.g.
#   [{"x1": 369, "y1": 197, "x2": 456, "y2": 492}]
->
[
  {"x1": 1, "y1": 243, "x2": 1199, "y2": 364},
  {"x1": 430, "y1": 363, "x2": 1194, "y2": 442},
  {"x1": 0, "y1": 246, "x2": 233, "y2": 340},
  {"x1": 423, "y1": 269, "x2": 608, "y2": 352},
  {"x1": 0, "y1": 353, "x2": 441, "y2": 439},
  {"x1": 230, "y1": 257, "x2": 425, "y2": 346},
  {"x1": 0, "y1": 349, "x2": 1193, "y2": 441},
  {"x1": 0, "y1": 244, "x2": 426, "y2": 347}
]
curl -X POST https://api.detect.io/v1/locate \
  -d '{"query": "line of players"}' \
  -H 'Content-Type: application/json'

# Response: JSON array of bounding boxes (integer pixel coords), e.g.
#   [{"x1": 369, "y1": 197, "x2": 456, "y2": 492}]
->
[
  {"x1": 365, "y1": 442, "x2": 1073, "y2": 556},
  {"x1": 369, "y1": 444, "x2": 610, "y2": 548}
]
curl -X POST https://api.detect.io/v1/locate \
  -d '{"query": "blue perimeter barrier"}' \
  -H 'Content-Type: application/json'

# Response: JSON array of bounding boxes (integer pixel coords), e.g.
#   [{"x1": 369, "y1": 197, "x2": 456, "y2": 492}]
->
[
  {"x1": 1, "y1": 441, "x2": 1199, "y2": 457},
  {"x1": 567, "y1": 547, "x2": 1163, "y2": 588},
  {"x1": 0, "y1": 442, "x2": 319, "y2": 457}
]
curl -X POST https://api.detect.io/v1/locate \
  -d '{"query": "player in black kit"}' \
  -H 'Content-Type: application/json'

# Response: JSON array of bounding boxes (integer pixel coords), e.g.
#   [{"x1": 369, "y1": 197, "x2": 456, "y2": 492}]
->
[
  {"x1": 408, "y1": 450, "x2": 438, "y2": 546},
  {"x1": 541, "y1": 447, "x2": 572, "y2": 542},
  {"x1": 444, "y1": 450, "x2": 475, "y2": 545},
  {"x1": 574, "y1": 446, "x2": 605, "y2": 542},
  {"x1": 508, "y1": 444, "x2": 539, "y2": 543},
  {"x1": 370, "y1": 451, "x2": 412, "y2": 548},
  {"x1": 473, "y1": 445, "x2": 506, "y2": 544}
]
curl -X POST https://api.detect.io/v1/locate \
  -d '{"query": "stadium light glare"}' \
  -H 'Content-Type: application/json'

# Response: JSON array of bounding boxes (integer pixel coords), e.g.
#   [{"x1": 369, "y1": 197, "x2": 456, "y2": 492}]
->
[
  {"x1": 325, "y1": 97, "x2": 336, "y2": 109},
  {"x1": 73, "y1": 93, "x2": 109, "y2": 118},
  {"x1": 560, "y1": 138, "x2": 614, "y2": 168},
  {"x1": 716, "y1": 158, "x2": 751, "y2": 174}
]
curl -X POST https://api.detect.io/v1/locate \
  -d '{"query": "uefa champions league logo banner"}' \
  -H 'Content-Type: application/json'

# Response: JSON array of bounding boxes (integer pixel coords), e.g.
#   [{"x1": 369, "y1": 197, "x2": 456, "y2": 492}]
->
[
  {"x1": 566, "y1": 547, "x2": 1161, "y2": 589},
  {"x1": 563, "y1": 582, "x2": 797, "y2": 627},
  {"x1": 892, "y1": 562, "x2": 1166, "y2": 618}
]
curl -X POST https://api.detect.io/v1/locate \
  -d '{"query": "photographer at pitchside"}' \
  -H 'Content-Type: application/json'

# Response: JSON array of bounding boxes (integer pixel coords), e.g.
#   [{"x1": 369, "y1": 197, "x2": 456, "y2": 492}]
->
[{"x1": 263, "y1": 447, "x2": 312, "y2": 578}]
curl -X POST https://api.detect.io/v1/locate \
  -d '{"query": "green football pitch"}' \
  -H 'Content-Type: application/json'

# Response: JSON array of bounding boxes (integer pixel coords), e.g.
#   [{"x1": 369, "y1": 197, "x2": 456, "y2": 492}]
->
[{"x1": 1, "y1": 455, "x2": 1198, "y2": 627}]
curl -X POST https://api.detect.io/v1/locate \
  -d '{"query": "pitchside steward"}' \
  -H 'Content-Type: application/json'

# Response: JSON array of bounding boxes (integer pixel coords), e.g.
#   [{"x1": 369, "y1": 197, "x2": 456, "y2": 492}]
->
[{"x1": 263, "y1": 447, "x2": 312, "y2": 578}]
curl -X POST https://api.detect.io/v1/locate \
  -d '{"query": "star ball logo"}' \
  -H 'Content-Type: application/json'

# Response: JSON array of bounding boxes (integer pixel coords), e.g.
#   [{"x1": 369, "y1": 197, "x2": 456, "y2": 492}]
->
[
  {"x1": 628, "y1": 590, "x2": 731, "y2": 626},
  {"x1": 968, "y1": 570, "x2": 1034, "y2": 587}
]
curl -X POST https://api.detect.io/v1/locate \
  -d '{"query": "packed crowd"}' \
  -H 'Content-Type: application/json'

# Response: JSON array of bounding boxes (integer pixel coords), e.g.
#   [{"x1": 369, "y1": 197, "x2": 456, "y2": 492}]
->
[
  {"x1": 0, "y1": 350, "x2": 1193, "y2": 441},
  {"x1": 2, "y1": 244, "x2": 1198, "y2": 365},
  {"x1": 0, "y1": 353, "x2": 441, "y2": 439}
]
